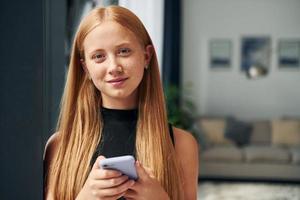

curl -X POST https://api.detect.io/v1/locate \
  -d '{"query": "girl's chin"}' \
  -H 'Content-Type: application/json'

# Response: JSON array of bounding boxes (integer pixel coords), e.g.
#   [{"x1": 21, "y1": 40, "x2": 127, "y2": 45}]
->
[{"x1": 102, "y1": 90, "x2": 135, "y2": 100}]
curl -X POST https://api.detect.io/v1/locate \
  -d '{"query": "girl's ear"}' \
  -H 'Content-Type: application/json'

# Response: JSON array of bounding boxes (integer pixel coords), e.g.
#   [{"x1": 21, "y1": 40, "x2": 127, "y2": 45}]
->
[
  {"x1": 80, "y1": 59, "x2": 91, "y2": 80},
  {"x1": 144, "y1": 45, "x2": 153, "y2": 66}
]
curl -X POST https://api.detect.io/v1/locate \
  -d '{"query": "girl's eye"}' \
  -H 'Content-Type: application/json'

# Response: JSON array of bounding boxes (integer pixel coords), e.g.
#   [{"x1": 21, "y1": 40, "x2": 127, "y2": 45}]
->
[
  {"x1": 118, "y1": 48, "x2": 131, "y2": 56},
  {"x1": 93, "y1": 53, "x2": 106, "y2": 62}
]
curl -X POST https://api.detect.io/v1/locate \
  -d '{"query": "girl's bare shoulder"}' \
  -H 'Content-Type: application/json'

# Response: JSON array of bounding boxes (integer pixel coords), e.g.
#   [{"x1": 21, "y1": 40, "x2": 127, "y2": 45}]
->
[
  {"x1": 44, "y1": 132, "x2": 60, "y2": 164},
  {"x1": 172, "y1": 127, "x2": 198, "y2": 153}
]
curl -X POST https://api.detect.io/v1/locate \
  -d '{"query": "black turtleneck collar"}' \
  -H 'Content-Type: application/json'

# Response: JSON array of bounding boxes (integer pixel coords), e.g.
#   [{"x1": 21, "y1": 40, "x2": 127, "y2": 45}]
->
[{"x1": 101, "y1": 107, "x2": 138, "y2": 122}]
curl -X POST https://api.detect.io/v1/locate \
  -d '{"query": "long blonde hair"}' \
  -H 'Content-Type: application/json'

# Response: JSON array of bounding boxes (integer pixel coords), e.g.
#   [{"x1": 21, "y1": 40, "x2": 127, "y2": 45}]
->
[{"x1": 46, "y1": 6, "x2": 184, "y2": 200}]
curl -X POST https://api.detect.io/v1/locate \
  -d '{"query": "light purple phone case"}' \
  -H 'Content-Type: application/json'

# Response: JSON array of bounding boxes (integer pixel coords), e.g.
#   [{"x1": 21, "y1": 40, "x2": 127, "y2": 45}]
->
[{"x1": 99, "y1": 155, "x2": 138, "y2": 180}]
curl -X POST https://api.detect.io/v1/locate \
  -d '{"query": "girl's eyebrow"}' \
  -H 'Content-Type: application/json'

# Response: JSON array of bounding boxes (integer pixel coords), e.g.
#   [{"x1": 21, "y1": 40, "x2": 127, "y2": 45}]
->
[
  {"x1": 88, "y1": 48, "x2": 104, "y2": 56},
  {"x1": 88, "y1": 42, "x2": 132, "y2": 55},
  {"x1": 115, "y1": 42, "x2": 131, "y2": 48}
]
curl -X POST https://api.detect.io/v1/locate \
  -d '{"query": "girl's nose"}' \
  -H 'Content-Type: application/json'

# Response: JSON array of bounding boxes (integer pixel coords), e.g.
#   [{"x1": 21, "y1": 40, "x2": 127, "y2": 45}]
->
[{"x1": 107, "y1": 56, "x2": 124, "y2": 76}]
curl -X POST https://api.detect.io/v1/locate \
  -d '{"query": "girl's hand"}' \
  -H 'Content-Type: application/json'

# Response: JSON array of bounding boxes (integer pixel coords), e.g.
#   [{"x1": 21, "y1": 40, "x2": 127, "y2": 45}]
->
[
  {"x1": 76, "y1": 156, "x2": 135, "y2": 200},
  {"x1": 123, "y1": 161, "x2": 170, "y2": 200}
]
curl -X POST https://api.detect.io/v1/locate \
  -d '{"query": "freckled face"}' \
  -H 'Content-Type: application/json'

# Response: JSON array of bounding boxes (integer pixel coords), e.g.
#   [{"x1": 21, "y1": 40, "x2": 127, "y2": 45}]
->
[{"x1": 82, "y1": 21, "x2": 149, "y2": 108}]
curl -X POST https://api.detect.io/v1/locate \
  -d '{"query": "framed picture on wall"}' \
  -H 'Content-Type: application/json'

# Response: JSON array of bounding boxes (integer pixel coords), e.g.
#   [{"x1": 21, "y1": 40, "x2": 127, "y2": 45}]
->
[
  {"x1": 278, "y1": 39, "x2": 300, "y2": 69},
  {"x1": 209, "y1": 39, "x2": 231, "y2": 69},
  {"x1": 241, "y1": 37, "x2": 271, "y2": 72}
]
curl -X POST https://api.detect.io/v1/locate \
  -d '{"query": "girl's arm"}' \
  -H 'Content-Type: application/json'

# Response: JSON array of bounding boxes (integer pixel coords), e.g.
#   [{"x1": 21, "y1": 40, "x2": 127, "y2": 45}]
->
[
  {"x1": 43, "y1": 132, "x2": 59, "y2": 200},
  {"x1": 173, "y1": 127, "x2": 199, "y2": 200}
]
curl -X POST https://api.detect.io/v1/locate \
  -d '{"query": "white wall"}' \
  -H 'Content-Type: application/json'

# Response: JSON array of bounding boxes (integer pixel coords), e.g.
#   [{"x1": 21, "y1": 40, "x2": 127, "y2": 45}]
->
[
  {"x1": 119, "y1": 0, "x2": 164, "y2": 74},
  {"x1": 182, "y1": 0, "x2": 300, "y2": 120}
]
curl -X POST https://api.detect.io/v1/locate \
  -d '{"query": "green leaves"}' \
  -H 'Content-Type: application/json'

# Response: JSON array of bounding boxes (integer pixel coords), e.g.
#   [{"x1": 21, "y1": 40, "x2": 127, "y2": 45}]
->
[{"x1": 164, "y1": 85, "x2": 196, "y2": 129}]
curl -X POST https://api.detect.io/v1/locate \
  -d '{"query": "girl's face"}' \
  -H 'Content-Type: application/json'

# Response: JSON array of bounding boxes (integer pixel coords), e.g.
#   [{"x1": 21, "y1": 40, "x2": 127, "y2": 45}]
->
[{"x1": 82, "y1": 21, "x2": 152, "y2": 109}]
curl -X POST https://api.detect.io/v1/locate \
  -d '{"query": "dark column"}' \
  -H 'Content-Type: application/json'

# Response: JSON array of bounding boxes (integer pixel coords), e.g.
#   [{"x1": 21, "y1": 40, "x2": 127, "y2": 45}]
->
[
  {"x1": 162, "y1": 0, "x2": 182, "y2": 89},
  {"x1": 0, "y1": 0, "x2": 65, "y2": 199}
]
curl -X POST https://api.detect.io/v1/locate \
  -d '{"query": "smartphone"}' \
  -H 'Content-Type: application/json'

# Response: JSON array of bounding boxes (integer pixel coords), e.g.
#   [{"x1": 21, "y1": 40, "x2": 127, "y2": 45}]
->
[{"x1": 99, "y1": 155, "x2": 138, "y2": 180}]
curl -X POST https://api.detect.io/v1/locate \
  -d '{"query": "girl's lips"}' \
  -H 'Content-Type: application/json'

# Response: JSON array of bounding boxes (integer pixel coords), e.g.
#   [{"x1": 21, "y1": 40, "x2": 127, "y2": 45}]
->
[
  {"x1": 107, "y1": 78, "x2": 128, "y2": 87},
  {"x1": 107, "y1": 77, "x2": 128, "y2": 83}
]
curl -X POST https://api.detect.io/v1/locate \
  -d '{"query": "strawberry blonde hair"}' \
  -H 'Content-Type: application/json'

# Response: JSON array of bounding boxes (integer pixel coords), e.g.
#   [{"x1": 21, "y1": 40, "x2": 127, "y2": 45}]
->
[{"x1": 46, "y1": 5, "x2": 184, "y2": 200}]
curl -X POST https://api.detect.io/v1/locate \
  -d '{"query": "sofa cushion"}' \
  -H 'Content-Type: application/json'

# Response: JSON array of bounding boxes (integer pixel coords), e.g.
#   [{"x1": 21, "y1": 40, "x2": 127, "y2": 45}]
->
[
  {"x1": 191, "y1": 122, "x2": 210, "y2": 150},
  {"x1": 289, "y1": 147, "x2": 300, "y2": 164},
  {"x1": 199, "y1": 119, "x2": 233, "y2": 146},
  {"x1": 272, "y1": 120, "x2": 300, "y2": 146},
  {"x1": 244, "y1": 146, "x2": 290, "y2": 163},
  {"x1": 250, "y1": 121, "x2": 271, "y2": 144},
  {"x1": 225, "y1": 118, "x2": 252, "y2": 147},
  {"x1": 202, "y1": 146, "x2": 243, "y2": 162}
]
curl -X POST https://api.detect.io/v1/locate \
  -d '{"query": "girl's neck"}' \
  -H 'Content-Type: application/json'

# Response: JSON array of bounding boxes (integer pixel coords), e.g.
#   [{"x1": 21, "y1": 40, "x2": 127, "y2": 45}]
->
[{"x1": 101, "y1": 99, "x2": 138, "y2": 110}]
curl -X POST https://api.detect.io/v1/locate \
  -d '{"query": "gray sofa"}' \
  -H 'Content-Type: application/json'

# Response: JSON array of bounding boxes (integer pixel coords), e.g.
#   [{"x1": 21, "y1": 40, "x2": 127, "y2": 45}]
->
[{"x1": 194, "y1": 118, "x2": 300, "y2": 181}]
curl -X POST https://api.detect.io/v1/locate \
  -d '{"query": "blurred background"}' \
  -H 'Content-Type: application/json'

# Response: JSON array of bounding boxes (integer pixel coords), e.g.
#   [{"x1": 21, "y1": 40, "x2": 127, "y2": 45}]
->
[{"x1": 0, "y1": 0, "x2": 299, "y2": 199}]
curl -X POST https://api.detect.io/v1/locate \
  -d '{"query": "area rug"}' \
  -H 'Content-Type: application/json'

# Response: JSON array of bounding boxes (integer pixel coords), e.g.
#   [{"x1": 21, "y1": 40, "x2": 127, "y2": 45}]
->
[{"x1": 197, "y1": 181, "x2": 300, "y2": 200}]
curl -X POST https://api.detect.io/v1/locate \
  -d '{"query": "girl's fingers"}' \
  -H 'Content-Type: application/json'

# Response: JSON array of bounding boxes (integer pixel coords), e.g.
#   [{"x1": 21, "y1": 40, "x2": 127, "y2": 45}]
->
[
  {"x1": 92, "y1": 191, "x2": 126, "y2": 200},
  {"x1": 92, "y1": 155, "x2": 106, "y2": 170},
  {"x1": 91, "y1": 155, "x2": 124, "y2": 180},
  {"x1": 135, "y1": 161, "x2": 150, "y2": 180},
  {"x1": 99, "y1": 168, "x2": 123, "y2": 179},
  {"x1": 93, "y1": 175, "x2": 129, "y2": 189},
  {"x1": 143, "y1": 166, "x2": 155, "y2": 178},
  {"x1": 123, "y1": 188, "x2": 137, "y2": 198},
  {"x1": 91, "y1": 168, "x2": 122, "y2": 180},
  {"x1": 97, "y1": 179, "x2": 135, "y2": 196},
  {"x1": 113, "y1": 191, "x2": 127, "y2": 200}
]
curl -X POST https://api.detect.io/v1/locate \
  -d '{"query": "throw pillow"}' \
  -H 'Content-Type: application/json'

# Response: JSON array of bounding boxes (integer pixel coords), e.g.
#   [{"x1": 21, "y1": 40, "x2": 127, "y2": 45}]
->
[
  {"x1": 199, "y1": 118, "x2": 232, "y2": 146},
  {"x1": 272, "y1": 120, "x2": 300, "y2": 146},
  {"x1": 225, "y1": 117, "x2": 252, "y2": 147},
  {"x1": 250, "y1": 121, "x2": 271, "y2": 144}
]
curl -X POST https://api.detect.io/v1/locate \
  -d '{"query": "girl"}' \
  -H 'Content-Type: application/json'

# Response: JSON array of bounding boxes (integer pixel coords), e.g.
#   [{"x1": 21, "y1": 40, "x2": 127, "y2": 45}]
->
[{"x1": 44, "y1": 5, "x2": 198, "y2": 200}]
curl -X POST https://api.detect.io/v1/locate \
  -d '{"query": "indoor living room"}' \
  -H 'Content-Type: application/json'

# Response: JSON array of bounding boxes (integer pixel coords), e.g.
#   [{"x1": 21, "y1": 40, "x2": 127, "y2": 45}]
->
[
  {"x1": 1, "y1": 0, "x2": 299, "y2": 199},
  {"x1": 180, "y1": 0, "x2": 300, "y2": 199}
]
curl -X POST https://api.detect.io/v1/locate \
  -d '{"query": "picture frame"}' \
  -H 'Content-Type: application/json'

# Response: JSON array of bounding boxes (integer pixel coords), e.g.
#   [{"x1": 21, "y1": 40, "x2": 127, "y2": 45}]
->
[
  {"x1": 241, "y1": 36, "x2": 271, "y2": 71},
  {"x1": 278, "y1": 39, "x2": 300, "y2": 69},
  {"x1": 209, "y1": 39, "x2": 231, "y2": 69}
]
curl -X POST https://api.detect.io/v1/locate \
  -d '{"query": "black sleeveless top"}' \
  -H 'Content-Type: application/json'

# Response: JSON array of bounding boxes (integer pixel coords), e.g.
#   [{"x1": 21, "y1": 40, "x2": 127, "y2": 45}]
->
[{"x1": 90, "y1": 107, "x2": 174, "y2": 166}]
